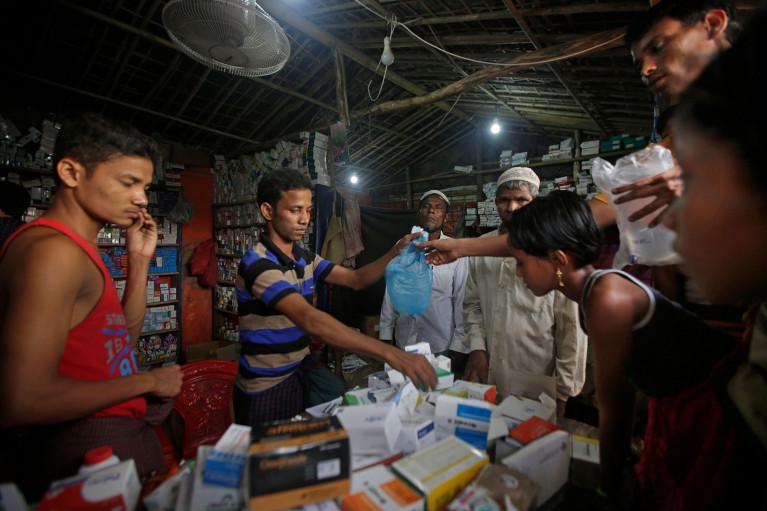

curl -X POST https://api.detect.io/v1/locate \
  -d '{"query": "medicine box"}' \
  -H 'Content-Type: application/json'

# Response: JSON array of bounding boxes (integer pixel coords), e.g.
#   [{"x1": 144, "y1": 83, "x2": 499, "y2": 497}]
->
[
  {"x1": 248, "y1": 417, "x2": 350, "y2": 511},
  {"x1": 391, "y1": 436, "x2": 489, "y2": 511}
]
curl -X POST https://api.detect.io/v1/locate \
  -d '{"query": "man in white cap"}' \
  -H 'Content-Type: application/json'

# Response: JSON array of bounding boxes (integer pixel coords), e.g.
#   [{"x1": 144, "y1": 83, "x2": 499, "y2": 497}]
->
[
  {"x1": 462, "y1": 168, "x2": 587, "y2": 415},
  {"x1": 379, "y1": 190, "x2": 469, "y2": 366}
]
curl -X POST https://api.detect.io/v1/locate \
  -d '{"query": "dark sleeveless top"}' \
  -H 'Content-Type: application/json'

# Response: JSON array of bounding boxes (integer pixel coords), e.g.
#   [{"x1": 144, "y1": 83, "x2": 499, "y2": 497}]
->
[
  {"x1": 581, "y1": 269, "x2": 735, "y2": 396},
  {"x1": 581, "y1": 269, "x2": 762, "y2": 509}
]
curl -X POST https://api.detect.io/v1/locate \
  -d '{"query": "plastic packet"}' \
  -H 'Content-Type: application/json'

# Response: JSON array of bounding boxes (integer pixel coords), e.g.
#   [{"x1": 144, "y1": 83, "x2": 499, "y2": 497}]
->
[
  {"x1": 384, "y1": 228, "x2": 432, "y2": 315},
  {"x1": 591, "y1": 145, "x2": 682, "y2": 268}
]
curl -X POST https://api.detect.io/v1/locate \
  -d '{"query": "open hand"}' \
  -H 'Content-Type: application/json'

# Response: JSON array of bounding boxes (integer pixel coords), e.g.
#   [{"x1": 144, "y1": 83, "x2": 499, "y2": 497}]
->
[
  {"x1": 393, "y1": 230, "x2": 424, "y2": 255},
  {"x1": 385, "y1": 349, "x2": 438, "y2": 390},
  {"x1": 464, "y1": 350, "x2": 489, "y2": 383},
  {"x1": 612, "y1": 164, "x2": 683, "y2": 227},
  {"x1": 418, "y1": 238, "x2": 460, "y2": 266}
]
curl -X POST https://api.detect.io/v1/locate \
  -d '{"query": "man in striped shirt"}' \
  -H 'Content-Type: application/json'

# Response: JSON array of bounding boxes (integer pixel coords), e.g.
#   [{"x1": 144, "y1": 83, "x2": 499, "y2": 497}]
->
[{"x1": 233, "y1": 169, "x2": 437, "y2": 425}]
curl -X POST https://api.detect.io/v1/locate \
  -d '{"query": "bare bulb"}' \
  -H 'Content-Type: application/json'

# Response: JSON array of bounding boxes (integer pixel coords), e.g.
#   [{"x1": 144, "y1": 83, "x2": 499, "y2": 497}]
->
[
  {"x1": 490, "y1": 118, "x2": 501, "y2": 134},
  {"x1": 380, "y1": 37, "x2": 395, "y2": 66},
  {"x1": 350, "y1": 174, "x2": 358, "y2": 184}
]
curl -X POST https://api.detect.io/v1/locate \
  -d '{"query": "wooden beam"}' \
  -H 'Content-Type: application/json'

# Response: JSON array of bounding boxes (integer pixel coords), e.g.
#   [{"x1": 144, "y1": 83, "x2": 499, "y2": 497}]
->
[
  {"x1": 258, "y1": 0, "x2": 474, "y2": 123},
  {"x1": 334, "y1": 47, "x2": 351, "y2": 125},
  {"x1": 502, "y1": 0, "x2": 611, "y2": 136},
  {"x1": 350, "y1": 28, "x2": 626, "y2": 118}
]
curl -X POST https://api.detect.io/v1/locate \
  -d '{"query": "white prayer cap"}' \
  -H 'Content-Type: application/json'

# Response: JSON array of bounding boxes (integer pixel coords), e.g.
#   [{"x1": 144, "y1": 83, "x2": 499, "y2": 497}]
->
[
  {"x1": 497, "y1": 167, "x2": 540, "y2": 188},
  {"x1": 419, "y1": 189, "x2": 450, "y2": 205}
]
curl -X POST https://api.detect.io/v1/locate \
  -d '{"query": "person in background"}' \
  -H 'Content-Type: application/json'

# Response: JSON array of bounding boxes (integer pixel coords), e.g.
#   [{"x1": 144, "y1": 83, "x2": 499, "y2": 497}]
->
[
  {"x1": 0, "y1": 180, "x2": 31, "y2": 248},
  {"x1": 0, "y1": 112, "x2": 183, "y2": 501},
  {"x1": 462, "y1": 168, "x2": 586, "y2": 415},
  {"x1": 234, "y1": 168, "x2": 437, "y2": 426},
  {"x1": 379, "y1": 190, "x2": 469, "y2": 370},
  {"x1": 589, "y1": 0, "x2": 742, "y2": 231},
  {"x1": 507, "y1": 190, "x2": 762, "y2": 508}
]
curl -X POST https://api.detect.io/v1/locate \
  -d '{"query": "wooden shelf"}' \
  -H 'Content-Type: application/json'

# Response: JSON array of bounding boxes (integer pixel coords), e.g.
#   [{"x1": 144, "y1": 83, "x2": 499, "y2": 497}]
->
[
  {"x1": 214, "y1": 307, "x2": 238, "y2": 315},
  {"x1": 214, "y1": 223, "x2": 264, "y2": 229},
  {"x1": 213, "y1": 336, "x2": 239, "y2": 343},
  {"x1": 0, "y1": 165, "x2": 52, "y2": 176},
  {"x1": 146, "y1": 299, "x2": 178, "y2": 306},
  {"x1": 213, "y1": 200, "x2": 257, "y2": 207},
  {"x1": 98, "y1": 243, "x2": 179, "y2": 247},
  {"x1": 218, "y1": 280, "x2": 235, "y2": 286},
  {"x1": 216, "y1": 252, "x2": 243, "y2": 259},
  {"x1": 140, "y1": 327, "x2": 180, "y2": 336},
  {"x1": 111, "y1": 271, "x2": 179, "y2": 279}
]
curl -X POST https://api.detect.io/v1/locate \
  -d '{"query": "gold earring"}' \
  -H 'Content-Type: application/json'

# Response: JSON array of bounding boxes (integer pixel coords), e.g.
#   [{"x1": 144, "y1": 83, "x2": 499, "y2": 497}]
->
[{"x1": 555, "y1": 268, "x2": 564, "y2": 287}]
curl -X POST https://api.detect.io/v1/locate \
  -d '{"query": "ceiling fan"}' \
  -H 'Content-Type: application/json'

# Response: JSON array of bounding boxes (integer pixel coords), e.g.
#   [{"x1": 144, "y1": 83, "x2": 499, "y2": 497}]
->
[{"x1": 162, "y1": 0, "x2": 291, "y2": 77}]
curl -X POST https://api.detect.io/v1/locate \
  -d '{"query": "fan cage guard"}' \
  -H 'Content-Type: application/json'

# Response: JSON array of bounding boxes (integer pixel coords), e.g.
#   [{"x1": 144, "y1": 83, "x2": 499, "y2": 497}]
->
[{"x1": 162, "y1": 0, "x2": 291, "y2": 78}]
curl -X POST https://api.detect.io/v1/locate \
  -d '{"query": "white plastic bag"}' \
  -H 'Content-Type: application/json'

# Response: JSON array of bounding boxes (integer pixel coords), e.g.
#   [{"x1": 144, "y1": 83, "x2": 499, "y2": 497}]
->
[{"x1": 591, "y1": 145, "x2": 681, "y2": 268}]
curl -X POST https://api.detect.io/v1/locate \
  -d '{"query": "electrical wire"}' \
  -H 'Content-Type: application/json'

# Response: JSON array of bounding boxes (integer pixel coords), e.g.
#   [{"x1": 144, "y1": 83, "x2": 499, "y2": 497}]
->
[
  {"x1": 367, "y1": 16, "x2": 397, "y2": 101},
  {"x1": 353, "y1": 0, "x2": 624, "y2": 68}
]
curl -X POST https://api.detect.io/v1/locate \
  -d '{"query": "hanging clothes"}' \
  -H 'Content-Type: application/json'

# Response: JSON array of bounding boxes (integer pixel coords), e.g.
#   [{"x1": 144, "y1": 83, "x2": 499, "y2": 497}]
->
[{"x1": 341, "y1": 198, "x2": 364, "y2": 269}]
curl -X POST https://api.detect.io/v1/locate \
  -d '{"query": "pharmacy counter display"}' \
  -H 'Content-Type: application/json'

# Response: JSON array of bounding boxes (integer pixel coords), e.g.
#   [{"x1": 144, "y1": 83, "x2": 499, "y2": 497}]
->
[{"x1": 16, "y1": 345, "x2": 606, "y2": 511}]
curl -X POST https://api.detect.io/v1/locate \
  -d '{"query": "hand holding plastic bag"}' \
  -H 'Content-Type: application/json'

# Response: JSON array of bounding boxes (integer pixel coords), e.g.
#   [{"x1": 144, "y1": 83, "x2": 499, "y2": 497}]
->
[
  {"x1": 385, "y1": 229, "x2": 432, "y2": 315},
  {"x1": 592, "y1": 145, "x2": 682, "y2": 268}
]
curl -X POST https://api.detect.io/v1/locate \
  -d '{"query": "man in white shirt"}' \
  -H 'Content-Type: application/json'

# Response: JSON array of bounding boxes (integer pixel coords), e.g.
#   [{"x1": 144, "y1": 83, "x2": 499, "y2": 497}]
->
[
  {"x1": 463, "y1": 168, "x2": 587, "y2": 416},
  {"x1": 380, "y1": 190, "x2": 469, "y2": 365}
]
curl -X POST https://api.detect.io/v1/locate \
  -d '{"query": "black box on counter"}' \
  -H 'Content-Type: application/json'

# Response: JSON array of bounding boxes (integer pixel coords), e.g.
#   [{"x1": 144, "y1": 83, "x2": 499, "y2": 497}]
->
[{"x1": 248, "y1": 416, "x2": 350, "y2": 511}]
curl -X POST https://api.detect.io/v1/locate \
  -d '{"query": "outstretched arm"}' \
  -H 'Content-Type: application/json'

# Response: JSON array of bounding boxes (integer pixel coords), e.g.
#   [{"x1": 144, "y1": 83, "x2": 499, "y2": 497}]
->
[
  {"x1": 326, "y1": 231, "x2": 423, "y2": 290},
  {"x1": 276, "y1": 293, "x2": 438, "y2": 390},
  {"x1": 419, "y1": 235, "x2": 509, "y2": 266}
]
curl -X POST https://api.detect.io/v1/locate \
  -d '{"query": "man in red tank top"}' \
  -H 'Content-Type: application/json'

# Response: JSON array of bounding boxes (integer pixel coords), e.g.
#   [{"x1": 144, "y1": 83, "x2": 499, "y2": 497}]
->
[{"x1": 0, "y1": 113, "x2": 183, "y2": 502}]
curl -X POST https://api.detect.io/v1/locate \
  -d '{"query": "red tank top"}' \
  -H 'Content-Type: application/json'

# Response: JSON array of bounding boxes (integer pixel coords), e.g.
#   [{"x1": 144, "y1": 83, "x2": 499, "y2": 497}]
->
[{"x1": 1, "y1": 218, "x2": 146, "y2": 419}]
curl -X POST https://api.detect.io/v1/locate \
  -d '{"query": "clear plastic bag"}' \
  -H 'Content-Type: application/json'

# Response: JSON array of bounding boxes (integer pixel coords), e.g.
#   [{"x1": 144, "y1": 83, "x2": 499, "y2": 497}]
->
[
  {"x1": 384, "y1": 230, "x2": 432, "y2": 315},
  {"x1": 592, "y1": 145, "x2": 682, "y2": 268}
]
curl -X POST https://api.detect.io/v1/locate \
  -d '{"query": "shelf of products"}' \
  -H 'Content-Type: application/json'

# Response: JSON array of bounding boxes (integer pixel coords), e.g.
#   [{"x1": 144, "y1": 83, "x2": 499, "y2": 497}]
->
[{"x1": 212, "y1": 159, "x2": 263, "y2": 344}]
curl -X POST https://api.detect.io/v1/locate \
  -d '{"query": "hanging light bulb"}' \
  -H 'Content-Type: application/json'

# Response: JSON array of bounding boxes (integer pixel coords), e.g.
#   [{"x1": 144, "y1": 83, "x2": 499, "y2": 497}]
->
[
  {"x1": 490, "y1": 104, "x2": 501, "y2": 134},
  {"x1": 380, "y1": 37, "x2": 395, "y2": 66},
  {"x1": 350, "y1": 173, "x2": 358, "y2": 184}
]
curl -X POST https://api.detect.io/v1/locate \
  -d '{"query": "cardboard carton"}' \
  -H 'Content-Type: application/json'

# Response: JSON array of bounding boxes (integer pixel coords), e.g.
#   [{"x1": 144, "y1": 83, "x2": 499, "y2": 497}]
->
[{"x1": 248, "y1": 417, "x2": 350, "y2": 511}]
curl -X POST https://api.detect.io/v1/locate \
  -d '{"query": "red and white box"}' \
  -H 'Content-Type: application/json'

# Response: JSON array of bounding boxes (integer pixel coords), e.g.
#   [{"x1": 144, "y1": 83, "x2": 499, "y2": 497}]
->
[{"x1": 37, "y1": 459, "x2": 140, "y2": 511}]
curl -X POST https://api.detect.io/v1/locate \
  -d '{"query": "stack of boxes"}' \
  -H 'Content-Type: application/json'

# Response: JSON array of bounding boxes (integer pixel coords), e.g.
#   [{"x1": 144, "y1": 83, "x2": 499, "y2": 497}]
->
[
  {"x1": 135, "y1": 332, "x2": 178, "y2": 367},
  {"x1": 598, "y1": 133, "x2": 647, "y2": 153},
  {"x1": 499, "y1": 150, "x2": 513, "y2": 168},
  {"x1": 477, "y1": 182, "x2": 500, "y2": 228},
  {"x1": 498, "y1": 149, "x2": 530, "y2": 168},
  {"x1": 511, "y1": 151, "x2": 529, "y2": 166},
  {"x1": 146, "y1": 275, "x2": 177, "y2": 304},
  {"x1": 541, "y1": 138, "x2": 574, "y2": 161},
  {"x1": 142, "y1": 304, "x2": 178, "y2": 333},
  {"x1": 302, "y1": 131, "x2": 331, "y2": 186},
  {"x1": 580, "y1": 139, "x2": 600, "y2": 156},
  {"x1": 212, "y1": 157, "x2": 259, "y2": 204}
]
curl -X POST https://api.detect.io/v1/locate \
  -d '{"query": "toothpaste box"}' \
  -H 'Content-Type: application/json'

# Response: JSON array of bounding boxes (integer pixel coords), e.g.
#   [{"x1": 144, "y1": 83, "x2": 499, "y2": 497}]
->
[{"x1": 37, "y1": 459, "x2": 140, "y2": 511}]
